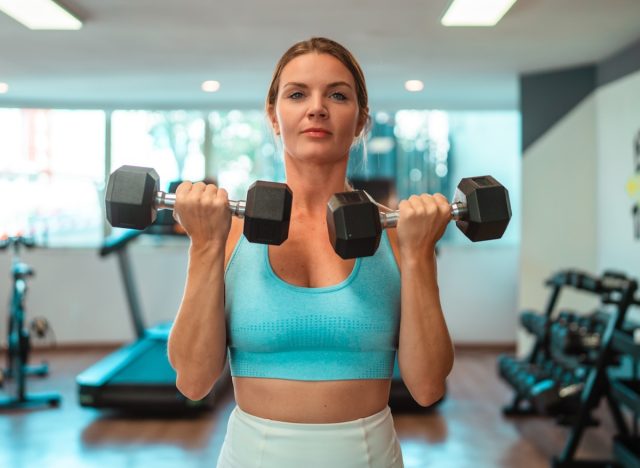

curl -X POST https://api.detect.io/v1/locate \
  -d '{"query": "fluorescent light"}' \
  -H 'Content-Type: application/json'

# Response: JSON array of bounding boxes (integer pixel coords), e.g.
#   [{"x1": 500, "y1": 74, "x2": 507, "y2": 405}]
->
[
  {"x1": 441, "y1": 0, "x2": 517, "y2": 27},
  {"x1": 201, "y1": 80, "x2": 221, "y2": 93},
  {"x1": 0, "y1": 0, "x2": 82, "y2": 30},
  {"x1": 405, "y1": 80, "x2": 424, "y2": 92},
  {"x1": 0, "y1": 83, "x2": 8, "y2": 94}
]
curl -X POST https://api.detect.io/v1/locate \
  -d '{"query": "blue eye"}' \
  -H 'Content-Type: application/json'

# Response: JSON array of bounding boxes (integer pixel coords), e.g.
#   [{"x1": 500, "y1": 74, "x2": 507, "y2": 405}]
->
[
  {"x1": 331, "y1": 92, "x2": 347, "y2": 101},
  {"x1": 288, "y1": 92, "x2": 304, "y2": 99}
]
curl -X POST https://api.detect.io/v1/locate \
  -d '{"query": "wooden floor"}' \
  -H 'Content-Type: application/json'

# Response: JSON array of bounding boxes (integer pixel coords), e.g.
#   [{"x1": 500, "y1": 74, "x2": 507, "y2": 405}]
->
[{"x1": 0, "y1": 348, "x2": 620, "y2": 468}]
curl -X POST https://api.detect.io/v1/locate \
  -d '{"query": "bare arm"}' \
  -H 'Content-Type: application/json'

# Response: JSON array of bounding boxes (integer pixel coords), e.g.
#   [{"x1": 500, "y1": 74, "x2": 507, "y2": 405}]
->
[
  {"x1": 386, "y1": 195, "x2": 455, "y2": 407},
  {"x1": 166, "y1": 182, "x2": 241, "y2": 401},
  {"x1": 168, "y1": 243, "x2": 227, "y2": 401}
]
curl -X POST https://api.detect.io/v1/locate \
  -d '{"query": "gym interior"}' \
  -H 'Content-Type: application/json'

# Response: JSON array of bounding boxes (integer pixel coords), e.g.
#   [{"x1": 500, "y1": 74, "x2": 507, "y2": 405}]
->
[{"x1": 1, "y1": 1, "x2": 640, "y2": 467}]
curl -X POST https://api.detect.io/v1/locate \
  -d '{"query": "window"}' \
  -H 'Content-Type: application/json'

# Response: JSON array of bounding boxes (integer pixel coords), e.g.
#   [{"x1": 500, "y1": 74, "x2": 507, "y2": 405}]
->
[
  {"x1": 0, "y1": 107, "x2": 520, "y2": 247},
  {"x1": 350, "y1": 110, "x2": 520, "y2": 245},
  {"x1": 0, "y1": 109, "x2": 105, "y2": 247},
  {"x1": 208, "y1": 110, "x2": 283, "y2": 200},
  {"x1": 110, "y1": 110, "x2": 206, "y2": 190}
]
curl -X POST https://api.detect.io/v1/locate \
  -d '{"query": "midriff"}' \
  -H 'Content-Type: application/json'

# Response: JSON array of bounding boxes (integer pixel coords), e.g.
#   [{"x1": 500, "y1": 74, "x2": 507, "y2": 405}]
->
[{"x1": 233, "y1": 377, "x2": 392, "y2": 423}]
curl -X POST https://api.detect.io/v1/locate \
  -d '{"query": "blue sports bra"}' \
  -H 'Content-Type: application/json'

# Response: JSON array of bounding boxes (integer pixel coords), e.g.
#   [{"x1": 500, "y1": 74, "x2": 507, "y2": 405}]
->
[{"x1": 224, "y1": 231, "x2": 401, "y2": 381}]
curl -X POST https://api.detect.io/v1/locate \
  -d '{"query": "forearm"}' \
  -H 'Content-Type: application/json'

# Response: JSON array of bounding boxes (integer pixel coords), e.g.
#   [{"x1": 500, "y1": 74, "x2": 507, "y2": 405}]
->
[
  {"x1": 398, "y1": 253, "x2": 454, "y2": 402},
  {"x1": 168, "y1": 243, "x2": 227, "y2": 397}
]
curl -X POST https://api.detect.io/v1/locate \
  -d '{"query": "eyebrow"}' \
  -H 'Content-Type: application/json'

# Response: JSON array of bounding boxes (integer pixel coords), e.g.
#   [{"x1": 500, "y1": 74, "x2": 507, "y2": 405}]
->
[{"x1": 282, "y1": 81, "x2": 353, "y2": 90}]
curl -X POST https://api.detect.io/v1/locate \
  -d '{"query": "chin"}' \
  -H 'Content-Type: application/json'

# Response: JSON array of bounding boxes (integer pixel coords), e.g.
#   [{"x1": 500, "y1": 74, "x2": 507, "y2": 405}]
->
[{"x1": 286, "y1": 145, "x2": 346, "y2": 163}]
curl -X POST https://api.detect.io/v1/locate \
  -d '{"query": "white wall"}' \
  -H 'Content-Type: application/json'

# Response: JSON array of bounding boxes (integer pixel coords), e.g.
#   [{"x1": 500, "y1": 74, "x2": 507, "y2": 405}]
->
[
  {"x1": 518, "y1": 69, "x2": 640, "y2": 353},
  {"x1": 0, "y1": 239, "x2": 189, "y2": 345},
  {"x1": 596, "y1": 70, "x2": 640, "y2": 323},
  {"x1": 518, "y1": 96, "x2": 601, "y2": 353},
  {"x1": 438, "y1": 244, "x2": 519, "y2": 344},
  {"x1": 596, "y1": 72, "x2": 640, "y2": 278}
]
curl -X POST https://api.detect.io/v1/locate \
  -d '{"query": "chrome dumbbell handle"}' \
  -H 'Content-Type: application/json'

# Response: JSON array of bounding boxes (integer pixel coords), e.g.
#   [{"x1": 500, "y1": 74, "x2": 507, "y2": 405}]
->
[
  {"x1": 378, "y1": 201, "x2": 468, "y2": 228},
  {"x1": 154, "y1": 192, "x2": 247, "y2": 218}
]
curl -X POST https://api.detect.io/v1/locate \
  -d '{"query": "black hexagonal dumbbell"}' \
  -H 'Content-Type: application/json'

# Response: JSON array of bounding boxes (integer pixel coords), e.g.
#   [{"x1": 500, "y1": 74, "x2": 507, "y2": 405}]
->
[
  {"x1": 326, "y1": 175, "x2": 512, "y2": 259},
  {"x1": 105, "y1": 165, "x2": 293, "y2": 245}
]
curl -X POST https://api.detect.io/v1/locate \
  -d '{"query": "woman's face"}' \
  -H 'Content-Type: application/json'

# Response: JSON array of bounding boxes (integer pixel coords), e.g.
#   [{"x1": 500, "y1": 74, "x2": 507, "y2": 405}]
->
[{"x1": 269, "y1": 53, "x2": 366, "y2": 166}]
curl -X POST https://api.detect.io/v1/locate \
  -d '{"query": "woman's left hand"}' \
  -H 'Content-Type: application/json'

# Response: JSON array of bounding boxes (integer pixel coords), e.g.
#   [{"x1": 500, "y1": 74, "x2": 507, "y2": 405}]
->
[{"x1": 396, "y1": 193, "x2": 451, "y2": 258}]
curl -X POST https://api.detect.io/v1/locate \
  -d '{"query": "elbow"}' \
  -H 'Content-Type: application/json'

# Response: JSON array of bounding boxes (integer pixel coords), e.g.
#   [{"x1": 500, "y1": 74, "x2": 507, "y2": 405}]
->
[
  {"x1": 175, "y1": 371, "x2": 218, "y2": 402},
  {"x1": 411, "y1": 380, "x2": 447, "y2": 408},
  {"x1": 171, "y1": 355, "x2": 226, "y2": 402}
]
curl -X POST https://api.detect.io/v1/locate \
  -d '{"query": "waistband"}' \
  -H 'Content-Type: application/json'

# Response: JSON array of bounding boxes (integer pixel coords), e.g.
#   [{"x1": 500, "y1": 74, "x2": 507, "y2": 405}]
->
[{"x1": 232, "y1": 405, "x2": 392, "y2": 431}]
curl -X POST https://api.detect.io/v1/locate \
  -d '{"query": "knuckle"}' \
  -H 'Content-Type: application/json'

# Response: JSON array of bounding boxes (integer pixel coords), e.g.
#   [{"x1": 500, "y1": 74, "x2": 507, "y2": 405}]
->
[
  {"x1": 212, "y1": 197, "x2": 226, "y2": 208},
  {"x1": 425, "y1": 205, "x2": 437, "y2": 216},
  {"x1": 175, "y1": 181, "x2": 191, "y2": 194}
]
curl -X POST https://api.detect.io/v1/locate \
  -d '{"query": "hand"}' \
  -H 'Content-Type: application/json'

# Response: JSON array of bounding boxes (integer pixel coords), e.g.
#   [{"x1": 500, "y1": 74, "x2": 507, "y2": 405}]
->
[
  {"x1": 173, "y1": 182, "x2": 231, "y2": 248},
  {"x1": 396, "y1": 193, "x2": 451, "y2": 258}
]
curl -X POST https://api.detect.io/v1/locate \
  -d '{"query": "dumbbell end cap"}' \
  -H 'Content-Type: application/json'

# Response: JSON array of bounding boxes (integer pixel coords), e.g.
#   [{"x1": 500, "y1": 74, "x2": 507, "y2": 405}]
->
[{"x1": 105, "y1": 166, "x2": 161, "y2": 229}]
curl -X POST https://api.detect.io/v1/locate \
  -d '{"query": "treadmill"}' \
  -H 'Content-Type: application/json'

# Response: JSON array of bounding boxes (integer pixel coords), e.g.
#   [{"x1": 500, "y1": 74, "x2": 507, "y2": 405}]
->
[{"x1": 76, "y1": 227, "x2": 230, "y2": 414}]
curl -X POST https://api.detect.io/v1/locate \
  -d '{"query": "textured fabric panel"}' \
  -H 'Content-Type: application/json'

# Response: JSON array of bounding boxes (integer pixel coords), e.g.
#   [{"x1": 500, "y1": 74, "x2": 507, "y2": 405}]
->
[{"x1": 224, "y1": 230, "x2": 401, "y2": 380}]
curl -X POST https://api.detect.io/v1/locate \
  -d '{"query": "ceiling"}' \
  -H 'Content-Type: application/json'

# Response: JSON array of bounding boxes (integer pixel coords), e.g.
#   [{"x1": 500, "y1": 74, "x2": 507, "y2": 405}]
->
[{"x1": 0, "y1": 0, "x2": 639, "y2": 110}]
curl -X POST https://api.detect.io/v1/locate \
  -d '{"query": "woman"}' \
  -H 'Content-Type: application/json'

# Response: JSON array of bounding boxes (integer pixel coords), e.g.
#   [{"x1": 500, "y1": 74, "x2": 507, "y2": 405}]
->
[{"x1": 167, "y1": 37, "x2": 454, "y2": 468}]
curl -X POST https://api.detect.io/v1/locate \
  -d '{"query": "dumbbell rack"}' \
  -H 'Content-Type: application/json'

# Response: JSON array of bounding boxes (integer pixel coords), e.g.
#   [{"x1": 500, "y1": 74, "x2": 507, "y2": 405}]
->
[
  {"x1": 499, "y1": 269, "x2": 599, "y2": 417},
  {"x1": 607, "y1": 318, "x2": 640, "y2": 467},
  {"x1": 550, "y1": 273, "x2": 638, "y2": 467}
]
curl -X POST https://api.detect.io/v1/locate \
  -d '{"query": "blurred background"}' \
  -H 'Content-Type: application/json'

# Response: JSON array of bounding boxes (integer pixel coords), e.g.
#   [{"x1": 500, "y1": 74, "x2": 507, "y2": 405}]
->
[{"x1": 1, "y1": 1, "x2": 640, "y2": 466}]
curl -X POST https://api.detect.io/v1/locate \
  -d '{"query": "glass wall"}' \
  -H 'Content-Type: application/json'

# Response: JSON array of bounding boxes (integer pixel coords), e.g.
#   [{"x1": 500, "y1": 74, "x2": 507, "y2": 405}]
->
[
  {"x1": 208, "y1": 110, "x2": 284, "y2": 200},
  {"x1": 0, "y1": 107, "x2": 520, "y2": 248},
  {"x1": 111, "y1": 110, "x2": 207, "y2": 189},
  {"x1": 0, "y1": 109, "x2": 105, "y2": 247}
]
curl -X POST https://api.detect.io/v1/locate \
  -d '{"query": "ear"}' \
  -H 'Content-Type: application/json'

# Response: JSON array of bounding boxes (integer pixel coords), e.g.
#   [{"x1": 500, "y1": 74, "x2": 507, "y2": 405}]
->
[
  {"x1": 355, "y1": 107, "x2": 369, "y2": 137},
  {"x1": 267, "y1": 105, "x2": 280, "y2": 135}
]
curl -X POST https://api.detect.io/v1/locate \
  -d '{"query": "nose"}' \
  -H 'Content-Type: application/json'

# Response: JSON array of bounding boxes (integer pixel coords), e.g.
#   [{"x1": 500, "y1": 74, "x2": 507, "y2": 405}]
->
[{"x1": 307, "y1": 93, "x2": 328, "y2": 119}]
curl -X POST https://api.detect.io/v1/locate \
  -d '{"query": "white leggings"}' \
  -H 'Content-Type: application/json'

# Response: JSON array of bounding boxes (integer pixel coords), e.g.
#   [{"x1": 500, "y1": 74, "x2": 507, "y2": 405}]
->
[{"x1": 216, "y1": 405, "x2": 404, "y2": 468}]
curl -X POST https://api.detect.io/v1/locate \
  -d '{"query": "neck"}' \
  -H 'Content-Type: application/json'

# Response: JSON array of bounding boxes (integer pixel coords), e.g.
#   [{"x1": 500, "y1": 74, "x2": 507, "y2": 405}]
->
[{"x1": 284, "y1": 154, "x2": 350, "y2": 220}]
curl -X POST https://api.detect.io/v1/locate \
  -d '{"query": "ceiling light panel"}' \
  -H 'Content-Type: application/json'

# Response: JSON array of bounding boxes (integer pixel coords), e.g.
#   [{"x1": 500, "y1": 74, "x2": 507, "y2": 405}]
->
[
  {"x1": 441, "y1": 0, "x2": 517, "y2": 27},
  {"x1": 0, "y1": 0, "x2": 82, "y2": 30}
]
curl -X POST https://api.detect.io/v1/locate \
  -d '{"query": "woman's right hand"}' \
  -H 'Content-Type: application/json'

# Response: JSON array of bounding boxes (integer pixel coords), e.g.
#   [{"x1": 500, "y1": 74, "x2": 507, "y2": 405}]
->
[{"x1": 172, "y1": 181, "x2": 231, "y2": 248}]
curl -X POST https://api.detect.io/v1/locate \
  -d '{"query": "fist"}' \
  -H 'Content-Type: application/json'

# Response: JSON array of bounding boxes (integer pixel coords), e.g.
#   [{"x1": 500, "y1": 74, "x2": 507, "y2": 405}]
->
[
  {"x1": 396, "y1": 193, "x2": 451, "y2": 256},
  {"x1": 172, "y1": 181, "x2": 231, "y2": 247}
]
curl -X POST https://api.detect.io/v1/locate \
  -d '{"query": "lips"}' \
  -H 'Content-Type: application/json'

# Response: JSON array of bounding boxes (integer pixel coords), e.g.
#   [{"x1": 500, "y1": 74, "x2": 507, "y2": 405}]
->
[{"x1": 302, "y1": 128, "x2": 332, "y2": 135}]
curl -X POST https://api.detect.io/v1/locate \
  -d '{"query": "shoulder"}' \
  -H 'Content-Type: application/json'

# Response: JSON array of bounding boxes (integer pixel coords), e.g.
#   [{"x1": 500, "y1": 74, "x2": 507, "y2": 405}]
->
[{"x1": 224, "y1": 217, "x2": 244, "y2": 269}]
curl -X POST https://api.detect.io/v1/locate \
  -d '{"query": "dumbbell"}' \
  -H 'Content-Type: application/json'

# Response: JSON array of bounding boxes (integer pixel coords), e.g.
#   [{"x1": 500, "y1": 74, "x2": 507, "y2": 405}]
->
[
  {"x1": 529, "y1": 376, "x2": 584, "y2": 415},
  {"x1": 520, "y1": 311, "x2": 547, "y2": 337},
  {"x1": 105, "y1": 165, "x2": 293, "y2": 245},
  {"x1": 327, "y1": 175, "x2": 511, "y2": 259}
]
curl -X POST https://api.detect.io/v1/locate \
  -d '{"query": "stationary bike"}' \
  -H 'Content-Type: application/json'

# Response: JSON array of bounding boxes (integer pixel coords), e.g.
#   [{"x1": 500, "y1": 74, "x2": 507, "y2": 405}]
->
[{"x1": 0, "y1": 236, "x2": 60, "y2": 409}]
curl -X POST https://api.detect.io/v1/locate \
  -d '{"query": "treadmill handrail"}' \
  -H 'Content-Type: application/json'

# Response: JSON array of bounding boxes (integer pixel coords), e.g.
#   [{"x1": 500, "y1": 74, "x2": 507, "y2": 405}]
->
[
  {"x1": 99, "y1": 229, "x2": 147, "y2": 339},
  {"x1": 100, "y1": 229, "x2": 144, "y2": 257}
]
